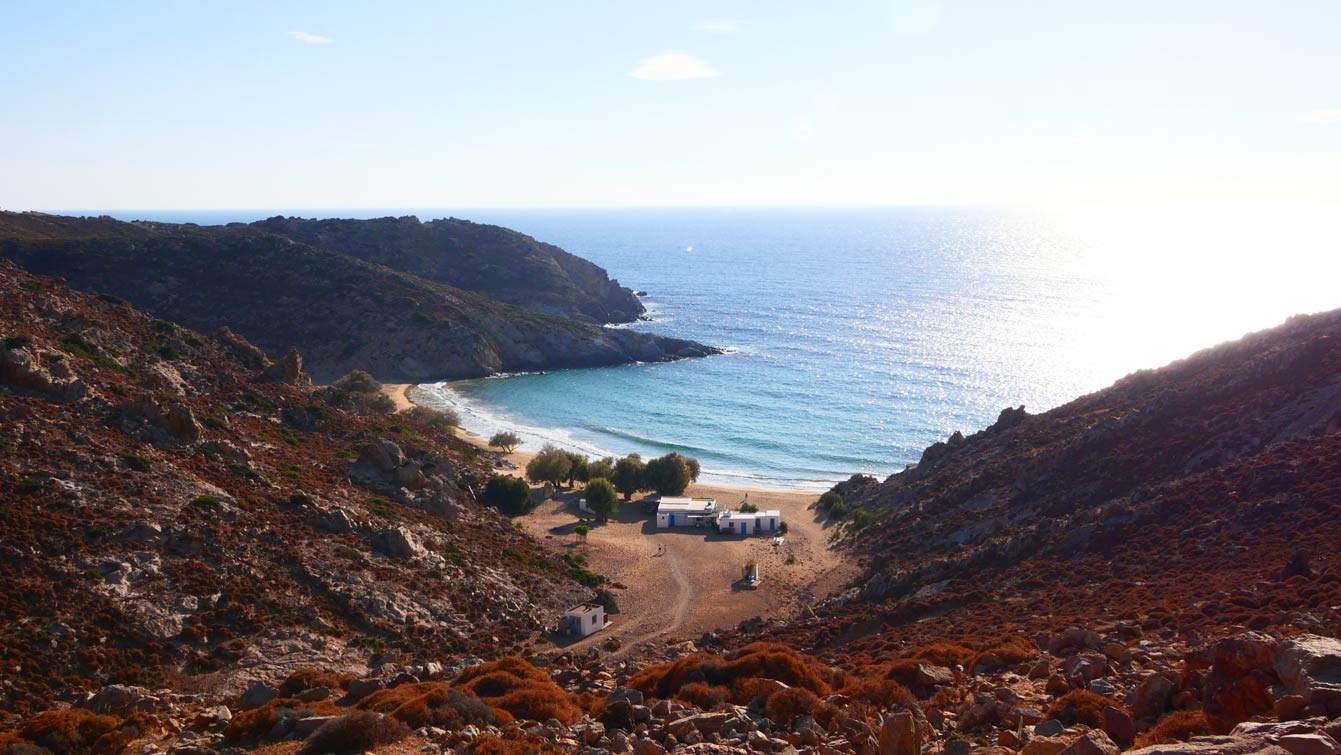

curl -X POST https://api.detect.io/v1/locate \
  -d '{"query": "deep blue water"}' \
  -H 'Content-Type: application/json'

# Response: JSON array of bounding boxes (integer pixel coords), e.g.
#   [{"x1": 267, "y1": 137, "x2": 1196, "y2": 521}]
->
[{"x1": 98, "y1": 206, "x2": 1341, "y2": 489}]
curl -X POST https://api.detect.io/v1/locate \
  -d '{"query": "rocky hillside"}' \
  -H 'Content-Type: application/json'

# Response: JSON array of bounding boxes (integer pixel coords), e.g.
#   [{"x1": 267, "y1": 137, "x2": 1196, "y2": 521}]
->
[
  {"x1": 252, "y1": 215, "x2": 646, "y2": 324},
  {"x1": 0, "y1": 258, "x2": 610, "y2": 717},
  {"x1": 0, "y1": 212, "x2": 716, "y2": 382}
]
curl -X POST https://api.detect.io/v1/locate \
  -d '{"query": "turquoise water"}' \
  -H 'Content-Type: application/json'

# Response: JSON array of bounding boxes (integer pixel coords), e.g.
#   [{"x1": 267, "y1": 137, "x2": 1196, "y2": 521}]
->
[{"x1": 105, "y1": 207, "x2": 1341, "y2": 489}]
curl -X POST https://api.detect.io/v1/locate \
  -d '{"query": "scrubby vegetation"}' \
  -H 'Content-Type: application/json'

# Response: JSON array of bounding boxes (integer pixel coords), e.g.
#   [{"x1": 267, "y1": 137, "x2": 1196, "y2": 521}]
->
[
  {"x1": 481, "y1": 475, "x2": 534, "y2": 516},
  {"x1": 489, "y1": 431, "x2": 521, "y2": 452},
  {"x1": 298, "y1": 711, "x2": 408, "y2": 755}
]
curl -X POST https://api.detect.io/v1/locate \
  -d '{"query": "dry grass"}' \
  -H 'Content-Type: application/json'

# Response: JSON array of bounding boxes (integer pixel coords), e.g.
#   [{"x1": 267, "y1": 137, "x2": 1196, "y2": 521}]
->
[
  {"x1": 1134, "y1": 710, "x2": 1212, "y2": 748},
  {"x1": 455, "y1": 657, "x2": 582, "y2": 725},
  {"x1": 1047, "y1": 690, "x2": 1123, "y2": 728}
]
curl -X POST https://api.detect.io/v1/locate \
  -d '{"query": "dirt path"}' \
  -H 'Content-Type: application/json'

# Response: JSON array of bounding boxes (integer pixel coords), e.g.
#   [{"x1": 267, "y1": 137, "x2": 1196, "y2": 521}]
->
[{"x1": 518, "y1": 483, "x2": 857, "y2": 655}]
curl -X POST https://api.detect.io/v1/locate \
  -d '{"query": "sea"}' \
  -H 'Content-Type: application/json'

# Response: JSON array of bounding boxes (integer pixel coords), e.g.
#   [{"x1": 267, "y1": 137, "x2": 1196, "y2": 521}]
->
[{"x1": 102, "y1": 206, "x2": 1341, "y2": 490}]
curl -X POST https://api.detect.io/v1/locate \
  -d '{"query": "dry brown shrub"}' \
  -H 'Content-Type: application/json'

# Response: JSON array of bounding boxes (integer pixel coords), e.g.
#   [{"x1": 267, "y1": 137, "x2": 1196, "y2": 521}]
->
[
  {"x1": 1047, "y1": 690, "x2": 1121, "y2": 728},
  {"x1": 297, "y1": 711, "x2": 408, "y2": 755},
  {"x1": 17, "y1": 709, "x2": 121, "y2": 755},
  {"x1": 675, "y1": 682, "x2": 730, "y2": 710},
  {"x1": 453, "y1": 658, "x2": 580, "y2": 725},
  {"x1": 968, "y1": 635, "x2": 1036, "y2": 672},
  {"x1": 908, "y1": 642, "x2": 976, "y2": 667},
  {"x1": 838, "y1": 678, "x2": 917, "y2": 708},
  {"x1": 356, "y1": 682, "x2": 451, "y2": 714},
  {"x1": 724, "y1": 642, "x2": 838, "y2": 694},
  {"x1": 456, "y1": 657, "x2": 550, "y2": 686},
  {"x1": 279, "y1": 667, "x2": 354, "y2": 696},
  {"x1": 766, "y1": 687, "x2": 820, "y2": 726},
  {"x1": 1134, "y1": 710, "x2": 1212, "y2": 748},
  {"x1": 223, "y1": 699, "x2": 318, "y2": 742}
]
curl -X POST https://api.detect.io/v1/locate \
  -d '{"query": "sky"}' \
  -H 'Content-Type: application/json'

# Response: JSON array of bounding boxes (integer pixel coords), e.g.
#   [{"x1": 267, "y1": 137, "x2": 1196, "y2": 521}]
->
[{"x1": 2, "y1": 0, "x2": 1340, "y2": 210}]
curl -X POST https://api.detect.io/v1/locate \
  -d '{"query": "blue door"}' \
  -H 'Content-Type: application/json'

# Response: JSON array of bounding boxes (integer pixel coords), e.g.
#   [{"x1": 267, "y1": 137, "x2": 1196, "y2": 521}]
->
[{"x1": 669, "y1": 514, "x2": 675, "y2": 527}]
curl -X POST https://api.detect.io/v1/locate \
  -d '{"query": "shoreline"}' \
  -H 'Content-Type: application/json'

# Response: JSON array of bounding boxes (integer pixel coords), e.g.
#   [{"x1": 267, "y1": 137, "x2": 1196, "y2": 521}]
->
[{"x1": 385, "y1": 383, "x2": 826, "y2": 503}]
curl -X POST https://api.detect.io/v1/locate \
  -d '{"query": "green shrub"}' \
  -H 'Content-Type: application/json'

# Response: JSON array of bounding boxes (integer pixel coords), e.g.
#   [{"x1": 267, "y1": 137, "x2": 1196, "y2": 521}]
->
[
  {"x1": 190, "y1": 495, "x2": 221, "y2": 508},
  {"x1": 289, "y1": 492, "x2": 314, "y2": 506},
  {"x1": 122, "y1": 453, "x2": 152, "y2": 472},
  {"x1": 3, "y1": 334, "x2": 33, "y2": 350},
  {"x1": 481, "y1": 476, "x2": 533, "y2": 517}
]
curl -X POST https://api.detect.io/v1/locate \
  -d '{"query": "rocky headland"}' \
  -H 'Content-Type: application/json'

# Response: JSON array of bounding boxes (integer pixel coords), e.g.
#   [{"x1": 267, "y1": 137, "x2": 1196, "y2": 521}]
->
[{"x1": 0, "y1": 212, "x2": 717, "y2": 383}]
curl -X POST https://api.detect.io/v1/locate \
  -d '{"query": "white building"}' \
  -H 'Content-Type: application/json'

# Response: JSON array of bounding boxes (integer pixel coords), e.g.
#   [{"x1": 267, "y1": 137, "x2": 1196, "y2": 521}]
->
[
  {"x1": 655, "y1": 496, "x2": 718, "y2": 528},
  {"x1": 718, "y1": 509, "x2": 782, "y2": 535},
  {"x1": 564, "y1": 602, "x2": 608, "y2": 637}
]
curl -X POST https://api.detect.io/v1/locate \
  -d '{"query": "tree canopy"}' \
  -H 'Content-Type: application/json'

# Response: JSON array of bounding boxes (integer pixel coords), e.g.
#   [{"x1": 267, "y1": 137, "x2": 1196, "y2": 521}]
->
[
  {"x1": 643, "y1": 452, "x2": 700, "y2": 496},
  {"x1": 480, "y1": 475, "x2": 532, "y2": 517},
  {"x1": 583, "y1": 477, "x2": 619, "y2": 519},
  {"x1": 525, "y1": 444, "x2": 572, "y2": 488},
  {"x1": 489, "y1": 431, "x2": 521, "y2": 453},
  {"x1": 612, "y1": 454, "x2": 645, "y2": 501}
]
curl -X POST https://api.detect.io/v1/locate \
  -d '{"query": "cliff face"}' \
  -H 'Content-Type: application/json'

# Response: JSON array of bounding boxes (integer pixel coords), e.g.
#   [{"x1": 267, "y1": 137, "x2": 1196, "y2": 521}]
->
[
  {"x1": 0, "y1": 258, "x2": 601, "y2": 710},
  {"x1": 251, "y1": 215, "x2": 646, "y2": 324},
  {"x1": 0, "y1": 213, "x2": 716, "y2": 382}
]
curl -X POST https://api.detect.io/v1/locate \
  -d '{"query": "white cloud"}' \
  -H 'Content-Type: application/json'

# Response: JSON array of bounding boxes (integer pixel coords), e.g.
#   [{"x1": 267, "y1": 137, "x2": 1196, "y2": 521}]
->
[
  {"x1": 288, "y1": 31, "x2": 334, "y2": 44},
  {"x1": 1298, "y1": 108, "x2": 1341, "y2": 125},
  {"x1": 629, "y1": 54, "x2": 720, "y2": 81},
  {"x1": 694, "y1": 19, "x2": 744, "y2": 33}
]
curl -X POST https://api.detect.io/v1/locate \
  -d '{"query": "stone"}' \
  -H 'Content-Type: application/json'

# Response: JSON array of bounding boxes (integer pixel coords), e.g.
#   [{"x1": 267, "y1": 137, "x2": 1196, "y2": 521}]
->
[
  {"x1": 878, "y1": 711, "x2": 918, "y2": 755},
  {"x1": 1124, "y1": 739, "x2": 1291, "y2": 755},
  {"x1": 164, "y1": 402, "x2": 202, "y2": 443},
  {"x1": 1275, "y1": 635, "x2": 1341, "y2": 715},
  {"x1": 1035, "y1": 719, "x2": 1066, "y2": 737},
  {"x1": 83, "y1": 684, "x2": 151, "y2": 714},
  {"x1": 1278, "y1": 734, "x2": 1341, "y2": 755},
  {"x1": 945, "y1": 739, "x2": 971, "y2": 755},
  {"x1": 1090, "y1": 679, "x2": 1118, "y2": 696},
  {"x1": 239, "y1": 682, "x2": 278, "y2": 710},
  {"x1": 1103, "y1": 705, "x2": 1136, "y2": 744},
  {"x1": 1204, "y1": 632, "x2": 1281, "y2": 733},
  {"x1": 345, "y1": 677, "x2": 386, "y2": 700},
  {"x1": 1129, "y1": 674, "x2": 1177, "y2": 721},
  {"x1": 360, "y1": 438, "x2": 406, "y2": 472},
  {"x1": 609, "y1": 687, "x2": 645, "y2": 706},
  {"x1": 634, "y1": 738, "x2": 668, "y2": 755},
  {"x1": 378, "y1": 527, "x2": 425, "y2": 558},
  {"x1": 1059, "y1": 729, "x2": 1120, "y2": 755},
  {"x1": 1277, "y1": 695, "x2": 1309, "y2": 721},
  {"x1": 1021, "y1": 736, "x2": 1071, "y2": 755},
  {"x1": 1048, "y1": 673, "x2": 1072, "y2": 696}
]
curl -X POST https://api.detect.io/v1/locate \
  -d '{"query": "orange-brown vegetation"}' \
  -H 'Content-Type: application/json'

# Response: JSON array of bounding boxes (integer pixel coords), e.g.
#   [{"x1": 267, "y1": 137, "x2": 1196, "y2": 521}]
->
[
  {"x1": 279, "y1": 668, "x2": 354, "y2": 697},
  {"x1": 765, "y1": 686, "x2": 821, "y2": 726},
  {"x1": 455, "y1": 657, "x2": 582, "y2": 725},
  {"x1": 1134, "y1": 710, "x2": 1212, "y2": 748},
  {"x1": 1046, "y1": 690, "x2": 1123, "y2": 729},
  {"x1": 297, "y1": 711, "x2": 408, "y2": 755},
  {"x1": 968, "y1": 635, "x2": 1036, "y2": 673},
  {"x1": 223, "y1": 697, "x2": 340, "y2": 743},
  {"x1": 16, "y1": 708, "x2": 124, "y2": 755},
  {"x1": 908, "y1": 642, "x2": 976, "y2": 668}
]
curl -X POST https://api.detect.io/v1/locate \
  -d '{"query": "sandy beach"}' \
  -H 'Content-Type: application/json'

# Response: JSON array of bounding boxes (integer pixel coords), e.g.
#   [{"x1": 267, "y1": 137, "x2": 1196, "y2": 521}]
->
[{"x1": 395, "y1": 382, "x2": 855, "y2": 653}]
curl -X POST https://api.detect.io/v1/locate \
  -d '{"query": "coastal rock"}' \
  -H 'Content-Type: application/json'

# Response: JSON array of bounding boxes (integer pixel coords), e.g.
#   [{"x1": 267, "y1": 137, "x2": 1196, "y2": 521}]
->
[{"x1": 1275, "y1": 635, "x2": 1341, "y2": 715}]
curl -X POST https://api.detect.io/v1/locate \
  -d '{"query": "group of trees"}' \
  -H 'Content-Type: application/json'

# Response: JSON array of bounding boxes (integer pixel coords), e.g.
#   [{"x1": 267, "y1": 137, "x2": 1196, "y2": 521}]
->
[
  {"x1": 477, "y1": 438, "x2": 704, "y2": 521},
  {"x1": 523, "y1": 445, "x2": 701, "y2": 499}
]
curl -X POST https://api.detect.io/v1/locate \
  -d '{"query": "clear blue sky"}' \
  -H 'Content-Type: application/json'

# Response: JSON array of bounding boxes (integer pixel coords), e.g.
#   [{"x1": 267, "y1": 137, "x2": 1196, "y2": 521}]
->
[{"x1": 2, "y1": 1, "x2": 1339, "y2": 209}]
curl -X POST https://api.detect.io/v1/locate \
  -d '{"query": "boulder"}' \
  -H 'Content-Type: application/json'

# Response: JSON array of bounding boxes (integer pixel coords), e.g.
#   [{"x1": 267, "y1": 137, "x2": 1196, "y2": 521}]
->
[
  {"x1": 239, "y1": 682, "x2": 279, "y2": 710},
  {"x1": 164, "y1": 402, "x2": 203, "y2": 443},
  {"x1": 1275, "y1": 635, "x2": 1341, "y2": 716},
  {"x1": 1103, "y1": 705, "x2": 1136, "y2": 744},
  {"x1": 1022, "y1": 736, "x2": 1071, "y2": 755},
  {"x1": 1050, "y1": 628, "x2": 1103, "y2": 656},
  {"x1": 82, "y1": 684, "x2": 150, "y2": 715},
  {"x1": 1129, "y1": 674, "x2": 1177, "y2": 721},
  {"x1": 377, "y1": 527, "x2": 425, "y2": 558},
  {"x1": 1205, "y1": 632, "x2": 1281, "y2": 732},
  {"x1": 1126, "y1": 738, "x2": 1291, "y2": 755},
  {"x1": 1059, "y1": 729, "x2": 1120, "y2": 755},
  {"x1": 1277, "y1": 734, "x2": 1341, "y2": 755},
  {"x1": 878, "y1": 711, "x2": 919, "y2": 755},
  {"x1": 360, "y1": 438, "x2": 406, "y2": 472}
]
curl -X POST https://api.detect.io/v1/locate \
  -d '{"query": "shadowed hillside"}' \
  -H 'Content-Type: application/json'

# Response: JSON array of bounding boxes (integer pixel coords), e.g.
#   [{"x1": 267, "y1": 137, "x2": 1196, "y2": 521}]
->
[{"x1": 0, "y1": 212, "x2": 717, "y2": 382}]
